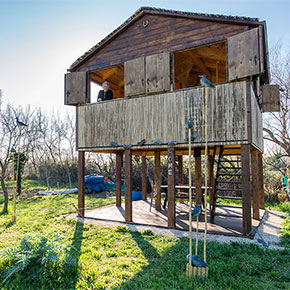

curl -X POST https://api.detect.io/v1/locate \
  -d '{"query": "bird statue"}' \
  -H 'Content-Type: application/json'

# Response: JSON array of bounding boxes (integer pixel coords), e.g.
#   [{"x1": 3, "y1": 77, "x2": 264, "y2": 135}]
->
[
  {"x1": 168, "y1": 141, "x2": 178, "y2": 145},
  {"x1": 152, "y1": 140, "x2": 164, "y2": 145},
  {"x1": 185, "y1": 119, "x2": 193, "y2": 129},
  {"x1": 123, "y1": 144, "x2": 132, "y2": 149},
  {"x1": 191, "y1": 204, "x2": 202, "y2": 217},
  {"x1": 110, "y1": 142, "x2": 119, "y2": 147},
  {"x1": 16, "y1": 117, "x2": 28, "y2": 127},
  {"x1": 184, "y1": 135, "x2": 197, "y2": 142},
  {"x1": 198, "y1": 74, "x2": 215, "y2": 88},
  {"x1": 186, "y1": 254, "x2": 208, "y2": 268},
  {"x1": 137, "y1": 139, "x2": 146, "y2": 146}
]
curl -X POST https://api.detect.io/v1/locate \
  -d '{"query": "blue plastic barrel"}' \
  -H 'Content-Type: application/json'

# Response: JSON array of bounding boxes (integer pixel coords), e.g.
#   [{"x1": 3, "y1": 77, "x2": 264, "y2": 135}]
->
[{"x1": 132, "y1": 191, "x2": 142, "y2": 201}]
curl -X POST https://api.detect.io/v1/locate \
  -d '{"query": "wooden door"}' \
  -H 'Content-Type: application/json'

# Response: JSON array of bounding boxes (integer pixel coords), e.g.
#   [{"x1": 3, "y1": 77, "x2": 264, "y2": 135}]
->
[
  {"x1": 146, "y1": 52, "x2": 170, "y2": 93},
  {"x1": 227, "y1": 28, "x2": 260, "y2": 81},
  {"x1": 124, "y1": 57, "x2": 145, "y2": 97},
  {"x1": 64, "y1": 71, "x2": 90, "y2": 105}
]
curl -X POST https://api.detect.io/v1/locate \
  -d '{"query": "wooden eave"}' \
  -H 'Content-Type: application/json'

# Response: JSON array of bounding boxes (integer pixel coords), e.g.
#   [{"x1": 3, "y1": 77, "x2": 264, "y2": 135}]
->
[{"x1": 69, "y1": 7, "x2": 265, "y2": 72}]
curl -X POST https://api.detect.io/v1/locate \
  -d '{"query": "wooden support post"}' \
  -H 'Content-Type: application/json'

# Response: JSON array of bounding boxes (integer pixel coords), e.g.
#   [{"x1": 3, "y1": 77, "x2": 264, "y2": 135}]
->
[
  {"x1": 116, "y1": 151, "x2": 122, "y2": 207},
  {"x1": 241, "y1": 144, "x2": 252, "y2": 235},
  {"x1": 167, "y1": 148, "x2": 176, "y2": 227},
  {"x1": 178, "y1": 155, "x2": 184, "y2": 185},
  {"x1": 141, "y1": 156, "x2": 147, "y2": 201},
  {"x1": 125, "y1": 149, "x2": 132, "y2": 222},
  {"x1": 208, "y1": 154, "x2": 215, "y2": 208},
  {"x1": 194, "y1": 148, "x2": 202, "y2": 205},
  {"x1": 251, "y1": 148, "x2": 259, "y2": 220},
  {"x1": 258, "y1": 153, "x2": 265, "y2": 209},
  {"x1": 154, "y1": 151, "x2": 161, "y2": 210},
  {"x1": 78, "y1": 151, "x2": 85, "y2": 217}
]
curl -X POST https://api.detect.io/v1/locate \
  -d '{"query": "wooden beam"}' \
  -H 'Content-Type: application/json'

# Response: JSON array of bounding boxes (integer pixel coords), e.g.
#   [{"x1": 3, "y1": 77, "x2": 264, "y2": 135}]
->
[
  {"x1": 251, "y1": 148, "x2": 259, "y2": 220},
  {"x1": 194, "y1": 148, "x2": 202, "y2": 205},
  {"x1": 258, "y1": 153, "x2": 265, "y2": 209},
  {"x1": 178, "y1": 155, "x2": 184, "y2": 185},
  {"x1": 167, "y1": 148, "x2": 176, "y2": 227},
  {"x1": 141, "y1": 156, "x2": 147, "y2": 201},
  {"x1": 154, "y1": 151, "x2": 161, "y2": 210},
  {"x1": 116, "y1": 151, "x2": 122, "y2": 207},
  {"x1": 101, "y1": 66, "x2": 119, "y2": 80},
  {"x1": 124, "y1": 149, "x2": 132, "y2": 222},
  {"x1": 241, "y1": 144, "x2": 252, "y2": 235},
  {"x1": 208, "y1": 151, "x2": 215, "y2": 208},
  {"x1": 78, "y1": 151, "x2": 85, "y2": 217},
  {"x1": 189, "y1": 52, "x2": 211, "y2": 79}
]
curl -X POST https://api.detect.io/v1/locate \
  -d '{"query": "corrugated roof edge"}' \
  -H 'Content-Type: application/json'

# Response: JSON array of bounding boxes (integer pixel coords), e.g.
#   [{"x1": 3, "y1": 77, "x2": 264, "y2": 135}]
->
[{"x1": 69, "y1": 6, "x2": 262, "y2": 71}]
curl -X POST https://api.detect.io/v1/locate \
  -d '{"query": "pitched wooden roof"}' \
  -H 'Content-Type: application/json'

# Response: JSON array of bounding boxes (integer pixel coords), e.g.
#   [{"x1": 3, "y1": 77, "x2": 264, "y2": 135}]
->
[{"x1": 69, "y1": 6, "x2": 264, "y2": 71}]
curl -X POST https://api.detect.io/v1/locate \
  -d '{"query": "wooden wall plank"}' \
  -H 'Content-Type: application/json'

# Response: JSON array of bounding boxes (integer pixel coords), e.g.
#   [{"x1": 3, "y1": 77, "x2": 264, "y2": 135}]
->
[
  {"x1": 141, "y1": 156, "x2": 147, "y2": 200},
  {"x1": 251, "y1": 148, "x2": 259, "y2": 220},
  {"x1": 241, "y1": 144, "x2": 252, "y2": 235},
  {"x1": 125, "y1": 149, "x2": 132, "y2": 222},
  {"x1": 78, "y1": 151, "x2": 85, "y2": 217},
  {"x1": 262, "y1": 84, "x2": 280, "y2": 112},
  {"x1": 77, "y1": 81, "x2": 249, "y2": 150},
  {"x1": 154, "y1": 151, "x2": 161, "y2": 210},
  {"x1": 116, "y1": 151, "x2": 122, "y2": 207},
  {"x1": 76, "y1": 15, "x2": 248, "y2": 72},
  {"x1": 167, "y1": 148, "x2": 176, "y2": 227}
]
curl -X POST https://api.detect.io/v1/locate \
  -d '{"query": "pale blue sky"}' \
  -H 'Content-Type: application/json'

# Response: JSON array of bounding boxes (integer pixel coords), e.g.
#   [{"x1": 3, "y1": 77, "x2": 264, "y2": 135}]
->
[{"x1": 0, "y1": 0, "x2": 289, "y2": 114}]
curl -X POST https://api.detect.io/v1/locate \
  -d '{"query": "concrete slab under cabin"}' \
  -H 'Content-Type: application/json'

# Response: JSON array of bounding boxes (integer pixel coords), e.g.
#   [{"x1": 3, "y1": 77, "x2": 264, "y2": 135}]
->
[{"x1": 83, "y1": 200, "x2": 263, "y2": 237}]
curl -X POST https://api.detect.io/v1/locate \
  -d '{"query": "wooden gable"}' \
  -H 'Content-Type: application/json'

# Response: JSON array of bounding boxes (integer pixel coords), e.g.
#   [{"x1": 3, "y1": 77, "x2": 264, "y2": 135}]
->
[{"x1": 74, "y1": 13, "x2": 250, "y2": 72}]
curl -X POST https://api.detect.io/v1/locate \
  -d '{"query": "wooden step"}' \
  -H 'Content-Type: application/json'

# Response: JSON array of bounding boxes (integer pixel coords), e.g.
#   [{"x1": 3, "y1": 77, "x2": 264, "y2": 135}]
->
[
  {"x1": 218, "y1": 173, "x2": 242, "y2": 177},
  {"x1": 216, "y1": 188, "x2": 242, "y2": 192},
  {"x1": 219, "y1": 167, "x2": 242, "y2": 170},
  {"x1": 216, "y1": 181, "x2": 242, "y2": 184}
]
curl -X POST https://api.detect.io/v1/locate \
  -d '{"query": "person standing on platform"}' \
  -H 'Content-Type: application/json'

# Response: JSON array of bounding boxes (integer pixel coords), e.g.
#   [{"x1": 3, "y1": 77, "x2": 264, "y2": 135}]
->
[{"x1": 97, "y1": 81, "x2": 113, "y2": 102}]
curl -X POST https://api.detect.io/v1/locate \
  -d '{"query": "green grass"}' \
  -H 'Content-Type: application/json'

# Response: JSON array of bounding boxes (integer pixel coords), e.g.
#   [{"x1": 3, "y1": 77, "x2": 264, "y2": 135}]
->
[{"x1": 0, "y1": 194, "x2": 290, "y2": 289}]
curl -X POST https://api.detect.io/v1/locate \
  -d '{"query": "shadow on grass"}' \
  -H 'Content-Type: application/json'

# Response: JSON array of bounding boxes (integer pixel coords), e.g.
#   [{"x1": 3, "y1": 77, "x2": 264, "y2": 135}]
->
[{"x1": 68, "y1": 218, "x2": 84, "y2": 289}]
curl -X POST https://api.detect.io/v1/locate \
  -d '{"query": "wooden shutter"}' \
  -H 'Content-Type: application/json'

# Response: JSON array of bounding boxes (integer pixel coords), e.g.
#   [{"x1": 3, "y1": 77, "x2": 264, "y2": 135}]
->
[
  {"x1": 64, "y1": 72, "x2": 90, "y2": 105},
  {"x1": 124, "y1": 57, "x2": 145, "y2": 97},
  {"x1": 227, "y1": 28, "x2": 260, "y2": 81},
  {"x1": 146, "y1": 52, "x2": 170, "y2": 93},
  {"x1": 262, "y1": 84, "x2": 280, "y2": 112}
]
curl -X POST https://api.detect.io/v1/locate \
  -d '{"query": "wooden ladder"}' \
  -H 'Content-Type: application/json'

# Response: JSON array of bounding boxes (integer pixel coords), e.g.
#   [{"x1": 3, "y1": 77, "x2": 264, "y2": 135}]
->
[{"x1": 210, "y1": 146, "x2": 242, "y2": 223}]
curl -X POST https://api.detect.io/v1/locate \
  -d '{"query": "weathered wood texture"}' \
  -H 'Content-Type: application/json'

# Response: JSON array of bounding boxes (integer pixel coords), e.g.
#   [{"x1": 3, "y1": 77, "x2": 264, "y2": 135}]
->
[
  {"x1": 145, "y1": 52, "x2": 170, "y2": 93},
  {"x1": 251, "y1": 148, "x2": 259, "y2": 220},
  {"x1": 262, "y1": 84, "x2": 280, "y2": 112},
  {"x1": 116, "y1": 152, "x2": 122, "y2": 207},
  {"x1": 177, "y1": 155, "x2": 184, "y2": 185},
  {"x1": 250, "y1": 85, "x2": 263, "y2": 151},
  {"x1": 227, "y1": 28, "x2": 260, "y2": 81},
  {"x1": 167, "y1": 148, "x2": 176, "y2": 227},
  {"x1": 141, "y1": 156, "x2": 147, "y2": 200},
  {"x1": 124, "y1": 57, "x2": 145, "y2": 96},
  {"x1": 75, "y1": 15, "x2": 249, "y2": 72},
  {"x1": 154, "y1": 151, "x2": 161, "y2": 210},
  {"x1": 78, "y1": 151, "x2": 85, "y2": 217},
  {"x1": 241, "y1": 144, "x2": 252, "y2": 235},
  {"x1": 78, "y1": 81, "x2": 251, "y2": 150},
  {"x1": 125, "y1": 149, "x2": 132, "y2": 222},
  {"x1": 258, "y1": 153, "x2": 265, "y2": 209},
  {"x1": 65, "y1": 72, "x2": 90, "y2": 105}
]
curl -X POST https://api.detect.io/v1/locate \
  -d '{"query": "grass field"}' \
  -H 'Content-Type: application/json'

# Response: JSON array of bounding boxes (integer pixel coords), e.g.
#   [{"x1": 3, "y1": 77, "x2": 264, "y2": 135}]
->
[{"x1": 0, "y1": 191, "x2": 290, "y2": 289}]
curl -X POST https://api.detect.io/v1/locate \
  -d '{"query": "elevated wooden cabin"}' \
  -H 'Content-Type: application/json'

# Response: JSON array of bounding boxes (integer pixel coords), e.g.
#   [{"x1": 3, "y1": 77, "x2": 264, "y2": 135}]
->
[{"x1": 65, "y1": 7, "x2": 280, "y2": 235}]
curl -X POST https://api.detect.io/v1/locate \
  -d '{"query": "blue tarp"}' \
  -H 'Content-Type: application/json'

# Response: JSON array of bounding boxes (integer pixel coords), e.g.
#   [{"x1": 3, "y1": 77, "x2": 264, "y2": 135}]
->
[{"x1": 77, "y1": 174, "x2": 107, "y2": 192}]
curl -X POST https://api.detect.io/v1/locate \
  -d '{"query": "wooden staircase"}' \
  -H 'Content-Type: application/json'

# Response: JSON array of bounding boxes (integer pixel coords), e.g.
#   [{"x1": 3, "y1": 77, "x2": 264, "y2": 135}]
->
[{"x1": 210, "y1": 146, "x2": 242, "y2": 222}]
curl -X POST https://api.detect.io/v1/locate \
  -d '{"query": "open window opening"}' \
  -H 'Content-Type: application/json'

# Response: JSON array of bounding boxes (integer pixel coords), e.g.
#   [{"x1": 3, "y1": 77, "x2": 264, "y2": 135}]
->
[
  {"x1": 90, "y1": 64, "x2": 124, "y2": 101},
  {"x1": 174, "y1": 41, "x2": 227, "y2": 90}
]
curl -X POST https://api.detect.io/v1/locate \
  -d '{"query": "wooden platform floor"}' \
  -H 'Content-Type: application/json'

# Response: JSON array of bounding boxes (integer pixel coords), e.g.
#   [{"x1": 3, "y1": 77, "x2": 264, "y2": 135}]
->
[{"x1": 85, "y1": 200, "x2": 263, "y2": 236}]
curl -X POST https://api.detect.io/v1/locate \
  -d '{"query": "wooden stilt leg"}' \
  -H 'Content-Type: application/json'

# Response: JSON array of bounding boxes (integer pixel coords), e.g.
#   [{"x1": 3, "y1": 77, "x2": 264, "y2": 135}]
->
[
  {"x1": 178, "y1": 155, "x2": 184, "y2": 185},
  {"x1": 251, "y1": 148, "x2": 259, "y2": 220},
  {"x1": 194, "y1": 148, "x2": 202, "y2": 205},
  {"x1": 168, "y1": 148, "x2": 176, "y2": 227},
  {"x1": 142, "y1": 156, "x2": 147, "y2": 201},
  {"x1": 154, "y1": 151, "x2": 161, "y2": 210},
  {"x1": 116, "y1": 151, "x2": 122, "y2": 207},
  {"x1": 125, "y1": 149, "x2": 132, "y2": 222},
  {"x1": 78, "y1": 151, "x2": 85, "y2": 217},
  {"x1": 241, "y1": 144, "x2": 252, "y2": 235},
  {"x1": 258, "y1": 153, "x2": 265, "y2": 209}
]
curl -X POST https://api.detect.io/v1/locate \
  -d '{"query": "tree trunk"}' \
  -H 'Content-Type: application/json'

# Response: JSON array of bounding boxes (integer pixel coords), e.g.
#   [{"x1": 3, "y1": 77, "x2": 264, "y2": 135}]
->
[{"x1": 0, "y1": 176, "x2": 8, "y2": 213}]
